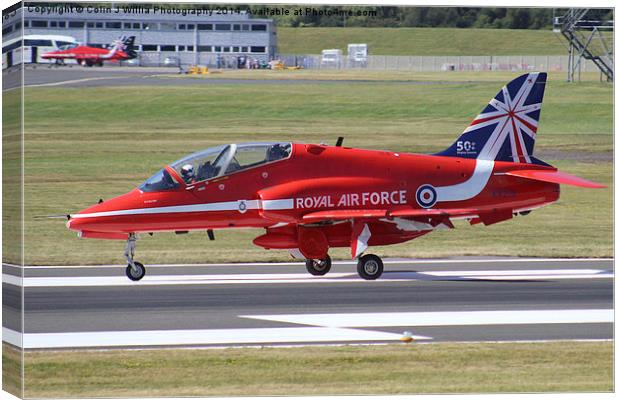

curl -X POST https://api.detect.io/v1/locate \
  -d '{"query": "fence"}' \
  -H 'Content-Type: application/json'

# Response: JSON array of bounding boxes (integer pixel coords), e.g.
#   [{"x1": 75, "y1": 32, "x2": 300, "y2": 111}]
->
[
  {"x1": 277, "y1": 54, "x2": 602, "y2": 73},
  {"x1": 123, "y1": 52, "x2": 602, "y2": 74}
]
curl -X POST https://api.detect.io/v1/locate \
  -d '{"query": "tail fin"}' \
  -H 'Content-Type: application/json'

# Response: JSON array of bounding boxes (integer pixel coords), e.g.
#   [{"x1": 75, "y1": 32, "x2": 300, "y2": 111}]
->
[
  {"x1": 122, "y1": 36, "x2": 137, "y2": 59},
  {"x1": 437, "y1": 72, "x2": 547, "y2": 164},
  {"x1": 106, "y1": 36, "x2": 137, "y2": 59}
]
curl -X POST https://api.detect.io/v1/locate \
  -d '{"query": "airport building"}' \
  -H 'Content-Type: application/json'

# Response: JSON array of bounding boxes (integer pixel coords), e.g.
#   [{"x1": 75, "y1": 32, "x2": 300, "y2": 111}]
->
[{"x1": 2, "y1": 5, "x2": 277, "y2": 67}]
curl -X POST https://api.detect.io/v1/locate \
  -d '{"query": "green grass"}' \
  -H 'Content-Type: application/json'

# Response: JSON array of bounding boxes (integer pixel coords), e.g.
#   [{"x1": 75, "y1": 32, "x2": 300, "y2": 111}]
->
[
  {"x1": 278, "y1": 27, "x2": 569, "y2": 55},
  {"x1": 20, "y1": 74, "x2": 612, "y2": 265},
  {"x1": 2, "y1": 344, "x2": 23, "y2": 398},
  {"x1": 23, "y1": 342, "x2": 613, "y2": 397}
]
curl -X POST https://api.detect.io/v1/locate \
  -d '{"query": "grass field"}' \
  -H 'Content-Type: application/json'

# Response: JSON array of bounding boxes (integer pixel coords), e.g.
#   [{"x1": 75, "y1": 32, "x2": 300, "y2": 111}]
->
[
  {"x1": 21, "y1": 341, "x2": 612, "y2": 397},
  {"x1": 18, "y1": 71, "x2": 612, "y2": 265},
  {"x1": 277, "y1": 27, "x2": 569, "y2": 55}
]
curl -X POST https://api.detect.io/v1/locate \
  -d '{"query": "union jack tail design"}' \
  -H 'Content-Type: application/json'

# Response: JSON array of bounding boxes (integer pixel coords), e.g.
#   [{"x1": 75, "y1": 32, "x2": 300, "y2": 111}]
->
[{"x1": 438, "y1": 72, "x2": 547, "y2": 164}]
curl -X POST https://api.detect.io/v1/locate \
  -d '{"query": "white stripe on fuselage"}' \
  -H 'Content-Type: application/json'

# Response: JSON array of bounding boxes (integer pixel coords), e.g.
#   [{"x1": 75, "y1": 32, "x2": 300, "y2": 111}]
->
[
  {"x1": 71, "y1": 200, "x2": 263, "y2": 219},
  {"x1": 435, "y1": 159, "x2": 494, "y2": 203},
  {"x1": 72, "y1": 159, "x2": 494, "y2": 219}
]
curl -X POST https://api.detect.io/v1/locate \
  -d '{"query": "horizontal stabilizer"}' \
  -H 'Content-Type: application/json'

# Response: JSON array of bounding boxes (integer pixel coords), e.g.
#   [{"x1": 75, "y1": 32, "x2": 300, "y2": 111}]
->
[{"x1": 505, "y1": 170, "x2": 606, "y2": 188}]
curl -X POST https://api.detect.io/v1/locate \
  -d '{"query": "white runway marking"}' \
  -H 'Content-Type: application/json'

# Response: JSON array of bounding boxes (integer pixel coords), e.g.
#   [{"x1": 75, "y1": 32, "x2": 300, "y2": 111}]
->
[
  {"x1": 2, "y1": 327, "x2": 425, "y2": 349},
  {"x1": 242, "y1": 309, "x2": 614, "y2": 328},
  {"x1": 3, "y1": 268, "x2": 612, "y2": 288},
  {"x1": 24, "y1": 76, "x2": 121, "y2": 88}
]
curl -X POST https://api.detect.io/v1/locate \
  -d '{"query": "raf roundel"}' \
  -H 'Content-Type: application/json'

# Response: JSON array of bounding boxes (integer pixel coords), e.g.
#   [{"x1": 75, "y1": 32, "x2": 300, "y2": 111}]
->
[{"x1": 416, "y1": 184, "x2": 437, "y2": 208}]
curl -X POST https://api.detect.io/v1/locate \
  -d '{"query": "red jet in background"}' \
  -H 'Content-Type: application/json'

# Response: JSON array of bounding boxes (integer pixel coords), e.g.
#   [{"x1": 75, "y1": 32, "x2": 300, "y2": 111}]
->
[
  {"x1": 42, "y1": 35, "x2": 136, "y2": 67},
  {"x1": 66, "y1": 73, "x2": 605, "y2": 281}
]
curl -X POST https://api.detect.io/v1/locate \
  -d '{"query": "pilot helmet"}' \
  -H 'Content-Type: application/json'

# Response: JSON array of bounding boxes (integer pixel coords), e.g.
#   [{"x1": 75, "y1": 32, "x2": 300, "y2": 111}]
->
[{"x1": 181, "y1": 164, "x2": 194, "y2": 178}]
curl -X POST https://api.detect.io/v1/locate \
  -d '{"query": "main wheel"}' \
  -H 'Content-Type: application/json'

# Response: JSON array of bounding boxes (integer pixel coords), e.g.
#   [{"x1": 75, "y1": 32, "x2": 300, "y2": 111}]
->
[
  {"x1": 126, "y1": 262, "x2": 145, "y2": 281},
  {"x1": 357, "y1": 254, "x2": 383, "y2": 280},
  {"x1": 305, "y1": 255, "x2": 332, "y2": 276}
]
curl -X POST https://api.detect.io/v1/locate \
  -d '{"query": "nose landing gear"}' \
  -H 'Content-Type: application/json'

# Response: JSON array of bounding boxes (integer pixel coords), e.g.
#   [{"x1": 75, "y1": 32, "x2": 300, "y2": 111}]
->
[{"x1": 124, "y1": 233, "x2": 146, "y2": 281}]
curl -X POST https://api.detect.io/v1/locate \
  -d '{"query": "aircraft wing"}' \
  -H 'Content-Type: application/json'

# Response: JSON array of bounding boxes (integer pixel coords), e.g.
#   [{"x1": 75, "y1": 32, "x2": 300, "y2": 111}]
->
[
  {"x1": 505, "y1": 169, "x2": 606, "y2": 188},
  {"x1": 302, "y1": 207, "x2": 477, "y2": 223}
]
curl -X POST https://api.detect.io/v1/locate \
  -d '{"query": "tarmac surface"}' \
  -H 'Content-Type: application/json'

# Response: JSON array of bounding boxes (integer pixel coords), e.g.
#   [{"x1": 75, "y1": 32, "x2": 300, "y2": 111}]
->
[
  {"x1": 2, "y1": 257, "x2": 613, "y2": 350},
  {"x1": 2, "y1": 65, "x2": 475, "y2": 89}
]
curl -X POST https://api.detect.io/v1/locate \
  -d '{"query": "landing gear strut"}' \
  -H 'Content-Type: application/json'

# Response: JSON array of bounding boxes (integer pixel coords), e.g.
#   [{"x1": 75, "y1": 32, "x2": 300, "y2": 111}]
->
[
  {"x1": 305, "y1": 255, "x2": 332, "y2": 276},
  {"x1": 124, "y1": 233, "x2": 146, "y2": 281},
  {"x1": 357, "y1": 254, "x2": 384, "y2": 280}
]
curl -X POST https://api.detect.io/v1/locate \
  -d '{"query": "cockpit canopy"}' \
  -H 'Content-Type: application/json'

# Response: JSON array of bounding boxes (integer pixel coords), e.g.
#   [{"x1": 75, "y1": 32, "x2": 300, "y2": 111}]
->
[{"x1": 139, "y1": 142, "x2": 292, "y2": 192}]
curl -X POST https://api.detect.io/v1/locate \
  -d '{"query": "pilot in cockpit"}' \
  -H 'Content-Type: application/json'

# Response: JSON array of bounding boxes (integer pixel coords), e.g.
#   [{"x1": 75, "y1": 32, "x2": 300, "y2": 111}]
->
[
  {"x1": 266, "y1": 143, "x2": 289, "y2": 161},
  {"x1": 180, "y1": 163, "x2": 195, "y2": 184}
]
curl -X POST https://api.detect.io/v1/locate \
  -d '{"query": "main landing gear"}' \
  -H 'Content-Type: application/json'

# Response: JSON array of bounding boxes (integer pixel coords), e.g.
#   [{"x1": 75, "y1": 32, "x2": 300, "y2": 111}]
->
[
  {"x1": 124, "y1": 233, "x2": 146, "y2": 281},
  {"x1": 357, "y1": 254, "x2": 384, "y2": 280},
  {"x1": 305, "y1": 255, "x2": 332, "y2": 276},
  {"x1": 304, "y1": 253, "x2": 384, "y2": 280}
]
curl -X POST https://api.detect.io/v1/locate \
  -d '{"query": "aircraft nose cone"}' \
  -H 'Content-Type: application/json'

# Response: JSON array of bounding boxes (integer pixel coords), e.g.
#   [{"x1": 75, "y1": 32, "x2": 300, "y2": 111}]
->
[{"x1": 67, "y1": 189, "x2": 142, "y2": 234}]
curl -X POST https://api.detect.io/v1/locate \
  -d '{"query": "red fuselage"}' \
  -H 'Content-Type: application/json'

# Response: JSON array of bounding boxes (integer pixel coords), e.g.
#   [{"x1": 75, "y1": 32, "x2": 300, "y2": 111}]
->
[
  {"x1": 67, "y1": 143, "x2": 559, "y2": 252},
  {"x1": 41, "y1": 45, "x2": 131, "y2": 63}
]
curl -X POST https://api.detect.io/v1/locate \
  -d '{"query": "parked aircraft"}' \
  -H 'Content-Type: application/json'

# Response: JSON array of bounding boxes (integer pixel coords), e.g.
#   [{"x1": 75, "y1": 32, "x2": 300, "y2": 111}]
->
[
  {"x1": 41, "y1": 35, "x2": 136, "y2": 66},
  {"x1": 66, "y1": 72, "x2": 604, "y2": 281}
]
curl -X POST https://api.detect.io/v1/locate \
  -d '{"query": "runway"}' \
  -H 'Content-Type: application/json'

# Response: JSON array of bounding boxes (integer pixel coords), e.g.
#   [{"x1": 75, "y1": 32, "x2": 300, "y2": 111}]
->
[
  {"x1": 2, "y1": 258, "x2": 613, "y2": 350},
  {"x1": 5, "y1": 65, "x2": 475, "y2": 89}
]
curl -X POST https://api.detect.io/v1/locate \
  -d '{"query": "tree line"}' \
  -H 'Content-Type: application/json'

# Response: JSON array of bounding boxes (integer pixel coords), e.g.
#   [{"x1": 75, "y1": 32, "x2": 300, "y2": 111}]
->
[{"x1": 260, "y1": 7, "x2": 613, "y2": 29}]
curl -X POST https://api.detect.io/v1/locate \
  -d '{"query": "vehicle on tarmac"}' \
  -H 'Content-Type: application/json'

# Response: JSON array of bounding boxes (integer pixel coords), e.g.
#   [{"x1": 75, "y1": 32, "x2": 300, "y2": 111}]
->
[
  {"x1": 320, "y1": 49, "x2": 342, "y2": 68},
  {"x1": 66, "y1": 73, "x2": 604, "y2": 281},
  {"x1": 347, "y1": 43, "x2": 368, "y2": 67},
  {"x1": 41, "y1": 35, "x2": 137, "y2": 67}
]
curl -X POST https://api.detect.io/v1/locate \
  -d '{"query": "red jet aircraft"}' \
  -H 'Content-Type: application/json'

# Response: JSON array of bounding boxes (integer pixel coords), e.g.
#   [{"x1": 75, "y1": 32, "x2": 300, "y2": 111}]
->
[
  {"x1": 42, "y1": 35, "x2": 136, "y2": 66},
  {"x1": 66, "y1": 72, "x2": 604, "y2": 281}
]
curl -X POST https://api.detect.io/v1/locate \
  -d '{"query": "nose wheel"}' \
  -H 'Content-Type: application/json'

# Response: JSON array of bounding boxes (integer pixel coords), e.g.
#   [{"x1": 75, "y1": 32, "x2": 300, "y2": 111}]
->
[
  {"x1": 126, "y1": 262, "x2": 145, "y2": 281},
  {"x1": 357, "y1": 254, "x2": 384, "y2": 280},
  {"x1": 305, "y1": 255, "x2": 332, "y2": 276},
  {"x1": 124, "y1": 233, "x2": 146, "y2": 281}
]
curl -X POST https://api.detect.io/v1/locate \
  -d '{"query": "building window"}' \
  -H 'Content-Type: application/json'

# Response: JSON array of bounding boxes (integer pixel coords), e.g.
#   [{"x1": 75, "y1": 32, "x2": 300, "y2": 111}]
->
[
  {"x1": 106, "y1": 22, "x2": 121, "y2": 29},
  {"x1": 178, "y1": 24, "x2": 185, "y2": 30},
  {"x1": 197, "y1": 45, "x2": 212, "y2": 52},
  {"x1": 31, "y1": 20, "x2": 48, "y2": 28},
  {"x1": 241, "y1": 46, "x2": 248, "y2": 52},
  {"x1": 123, "y1": 22, "x2": 131, "y2": 29},
  {"x1": 252, "y1": 24, "x2": 267, "y2": 31},
  {"x1": 142, "y1": 22, "x2": 157, "y2": 30},
  {"x1": 233, "y1": 24, "x2": 241, "y2": 31},
  {"x1": 197, "y1": 23, "x2": 212, "y2": 30},
  {"x1": 215, "y1": 24, "x2": 230, "y2": 31},
  {"x1": 14, "y1": 22, "x2": 21, "y2": 30},
  {"x1": 25, "y1": 39, "x2": 53, "y2": 46},
  {"x1": 142, "y1": 44, "x2": 157, "y2": 51},
  {"x1": 232, "y1": 46, "x2": 239, "y2": 52},
  {"x1": 187, "y1": 45, "x2": 194, "y2": 51},
  {"x1": 242, "y1": 24, "x2": 249, "y2": 31},
  {"x1": 58, "y1": 21, "x2": 66, "y2": 28},
  {"x1": 223, "y1": 46, "x2": 230, "y2": 52},
  {"x1": 88, "y1": 22, "x2": 104, "y2": 28},
  {"x1": 250, "y1": 46, "x2": 266, "y2": 53},
  {"x1": 68, "y1": 21, "x2": 84, "y2": 28},
  {"x1": 160, "y1": 23, "x2": 175, "y2": 30},
  {"x1": 160, "y1": 45, "x2": 175, "y2": 51},
  {"x1": 187, "y1": 24, "x2": 194, "y2": 30},
  {"x1": 51, "y1": 21, "x2": 67, "y2": 28},
  {"x1": 23, "y1": 20, "x2": 30, "y2": 28},
  {"x1": 214, "y1": 46, "x2": 221, "y2": 52},
  {"x1": 178, "y1": 45, "x2": 185, "y2": 51},
  {"x1": 133, "y1": 23, "x2": 140, "y2": 29},
  {"x1": 2, "y1": 26, "x2": 13, "y2": 35}
]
